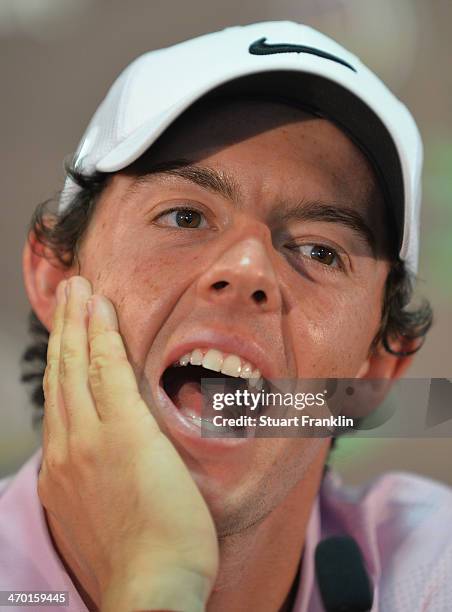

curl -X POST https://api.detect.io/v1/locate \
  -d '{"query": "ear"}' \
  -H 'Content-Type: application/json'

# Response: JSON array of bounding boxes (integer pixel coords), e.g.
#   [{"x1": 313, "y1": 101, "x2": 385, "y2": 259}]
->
[
  {"x1": 358, "y1": 336, "x2": 417, "y2": 410},
  {"x1": 340, "y1": 337, "x2": 418, "y2": 420},
  {"x1": 361, "y1": 336, "x2": 417, "y2": 381},
  {"x1": 22, "y1": 223, "x2": 71, "y2": 332}
]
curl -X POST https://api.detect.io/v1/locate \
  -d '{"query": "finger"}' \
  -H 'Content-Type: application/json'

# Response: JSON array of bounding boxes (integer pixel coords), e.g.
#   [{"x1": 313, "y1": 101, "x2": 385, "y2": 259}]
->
[
  {"x1": 43, "y1": 279, "x2": 69, "y2": 443},
  {"x1": 59, "y1": 276, "x2": 100, "y2": 431},
  {"x1": 87, "y1": 294, "x2": 156, "y2": 427}
]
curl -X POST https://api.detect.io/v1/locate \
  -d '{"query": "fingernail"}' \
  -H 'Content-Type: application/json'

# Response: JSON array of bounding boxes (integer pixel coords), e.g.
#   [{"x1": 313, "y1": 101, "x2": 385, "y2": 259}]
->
[
  {"x1": 69, "y1": 276, "x2": 91, "y2": 299},
  {"x1": 93, "y1": 296, "x2": 117, "y2": 329}
]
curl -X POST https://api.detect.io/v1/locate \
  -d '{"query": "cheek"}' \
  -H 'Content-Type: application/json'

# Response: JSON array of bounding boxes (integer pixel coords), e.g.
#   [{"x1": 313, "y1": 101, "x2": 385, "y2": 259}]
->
[
  {"x1": 83, "y1": 235, "x2": 199, "y2": 367},
  {"x1": 288, "y1": 285, "x2": 382, "y2": 377}
]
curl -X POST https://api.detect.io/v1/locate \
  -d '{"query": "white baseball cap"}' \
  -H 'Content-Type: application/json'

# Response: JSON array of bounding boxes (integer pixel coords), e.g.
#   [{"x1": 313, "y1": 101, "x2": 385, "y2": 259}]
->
[{"x1": 59, "y1": 20, "x2": 423, "y2": 275}]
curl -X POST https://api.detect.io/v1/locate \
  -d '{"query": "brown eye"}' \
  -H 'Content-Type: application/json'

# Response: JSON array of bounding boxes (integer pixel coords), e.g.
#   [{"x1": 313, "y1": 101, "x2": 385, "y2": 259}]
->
[
  {"x1": 175, "y1": 209, "x2": 202, "y2": 228},
  {"x1": 154, "y1": 207, "x2": 208, "y2": 229},
  {"x1": 310, "y1": 245, "x2": 336, "y2": 265},
  {"x1": 296, "y1": 244, "x2": 340, "y2": 268}
]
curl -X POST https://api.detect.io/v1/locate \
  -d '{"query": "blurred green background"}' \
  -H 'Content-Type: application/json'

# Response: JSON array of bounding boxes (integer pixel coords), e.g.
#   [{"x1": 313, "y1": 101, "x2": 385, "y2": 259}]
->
[{"x1": 1, "y1": 0, "x2": 451, "y2": 483}]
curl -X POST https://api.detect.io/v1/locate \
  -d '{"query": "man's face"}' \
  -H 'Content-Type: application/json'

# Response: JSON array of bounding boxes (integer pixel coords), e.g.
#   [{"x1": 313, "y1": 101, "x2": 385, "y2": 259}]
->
[{"x1": 74, "y1": 99, "x2": 390, "y2": 535}]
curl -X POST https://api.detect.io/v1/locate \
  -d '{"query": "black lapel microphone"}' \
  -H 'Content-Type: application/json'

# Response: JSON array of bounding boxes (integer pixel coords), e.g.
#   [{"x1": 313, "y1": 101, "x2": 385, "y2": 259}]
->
[{"x1": 314, "y1": 536, "x2": 374, "y2": 612}]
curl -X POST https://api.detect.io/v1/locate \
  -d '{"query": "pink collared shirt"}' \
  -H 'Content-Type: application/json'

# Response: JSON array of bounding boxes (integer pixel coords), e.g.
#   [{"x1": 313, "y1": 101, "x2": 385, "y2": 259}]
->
[{"x1": 1, "y1": 448, "x2": 452, "y2": 611}]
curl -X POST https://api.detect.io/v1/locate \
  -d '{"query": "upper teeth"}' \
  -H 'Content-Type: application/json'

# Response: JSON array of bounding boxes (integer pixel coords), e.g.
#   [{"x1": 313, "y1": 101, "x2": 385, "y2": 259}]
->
[{"x1": 176, "y1": 348, "x2": 263, "y2": 389}]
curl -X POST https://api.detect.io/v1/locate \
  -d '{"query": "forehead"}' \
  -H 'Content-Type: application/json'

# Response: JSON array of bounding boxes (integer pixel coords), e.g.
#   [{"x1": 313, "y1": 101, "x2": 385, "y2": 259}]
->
[{"x1": 132, "y1": 98, "x2": 382, "y2": 208}]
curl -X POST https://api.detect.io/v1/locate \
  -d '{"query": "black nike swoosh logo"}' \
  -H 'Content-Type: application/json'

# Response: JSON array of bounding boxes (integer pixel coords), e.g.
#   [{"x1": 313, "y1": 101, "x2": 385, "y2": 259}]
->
[{"x1": 248, "y1": 37, "x2": 356, "y2": 73}]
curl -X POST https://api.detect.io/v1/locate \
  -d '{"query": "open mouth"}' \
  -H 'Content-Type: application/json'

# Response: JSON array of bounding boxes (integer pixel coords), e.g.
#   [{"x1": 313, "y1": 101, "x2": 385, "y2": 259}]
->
[{"x1": 160, "y1": 347, "x2": 267, "y2": 432}]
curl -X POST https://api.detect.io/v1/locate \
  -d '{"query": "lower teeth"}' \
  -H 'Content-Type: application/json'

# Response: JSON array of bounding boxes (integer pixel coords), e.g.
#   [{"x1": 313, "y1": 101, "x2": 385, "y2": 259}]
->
[
  {"x1": 179, "y1": 406, "x2": 218, "y2": 431},
  {"x1": 179, "y1": 406, "x2": 250, "y2": 434}
]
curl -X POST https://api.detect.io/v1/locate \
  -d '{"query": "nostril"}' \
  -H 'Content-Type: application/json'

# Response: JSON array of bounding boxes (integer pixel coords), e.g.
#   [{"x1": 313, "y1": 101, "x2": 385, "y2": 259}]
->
[
  {"x1": 212, "y1": 280, "x2": 229, "y2": 291},
  {"x1": 252, "y1": 290, "x2": 267, "y2": 304}
]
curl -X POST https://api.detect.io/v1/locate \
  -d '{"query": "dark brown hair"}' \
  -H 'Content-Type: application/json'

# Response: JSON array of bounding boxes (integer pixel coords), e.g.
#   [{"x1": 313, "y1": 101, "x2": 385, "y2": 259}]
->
[{"x1": 20, "y1": 166, "x2": 433, "y2": 428}]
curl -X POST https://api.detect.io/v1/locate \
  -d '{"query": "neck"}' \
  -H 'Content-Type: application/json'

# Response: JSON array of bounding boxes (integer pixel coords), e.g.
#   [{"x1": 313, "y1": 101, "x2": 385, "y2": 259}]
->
[
  {"x1": 206, "y1": 443, "x2": 327, "y2": 612},
  {"x1": 46, "y1": 442, "x2": 328, "y2": 612}
]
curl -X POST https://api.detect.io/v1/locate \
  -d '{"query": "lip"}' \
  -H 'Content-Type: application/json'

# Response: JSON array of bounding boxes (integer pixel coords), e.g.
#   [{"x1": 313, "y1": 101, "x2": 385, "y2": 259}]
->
[
  {"x1": 152, "y1": 327, "x2": 282, "y2": 452},
  {"x1": 158, "y1": 327, "x2": 280, "y2": 383},
  {"x1": 155, "y1": 384, "x2": 252, "y2": 452}
]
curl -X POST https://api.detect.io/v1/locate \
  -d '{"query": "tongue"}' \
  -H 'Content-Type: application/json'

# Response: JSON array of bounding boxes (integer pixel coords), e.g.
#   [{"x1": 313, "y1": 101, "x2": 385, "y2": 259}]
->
[{"x1": 173, "y1": 381, "x2": 204, "y2": 417}]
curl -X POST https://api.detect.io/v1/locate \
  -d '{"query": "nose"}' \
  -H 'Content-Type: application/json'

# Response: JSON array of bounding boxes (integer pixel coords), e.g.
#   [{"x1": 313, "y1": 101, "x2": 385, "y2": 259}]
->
[{"x1": 196, "y1": 238, "x2": 282, "y2": 313}]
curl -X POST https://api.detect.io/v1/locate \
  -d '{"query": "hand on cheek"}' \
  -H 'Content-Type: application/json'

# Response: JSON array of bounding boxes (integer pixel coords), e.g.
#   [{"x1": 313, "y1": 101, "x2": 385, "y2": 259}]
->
[{"x1": 39, "y1": 275, "x2": 219, "y2": 612}]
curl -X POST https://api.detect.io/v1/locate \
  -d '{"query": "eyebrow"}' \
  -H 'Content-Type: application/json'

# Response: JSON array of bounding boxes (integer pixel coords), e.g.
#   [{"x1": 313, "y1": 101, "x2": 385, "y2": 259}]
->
[
  {"x1": 128, "y1": 158, "x2": 242, "y2": 203},
  {"x1": 130, "y1": 160, "x2": 376, "y2": 253}
]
